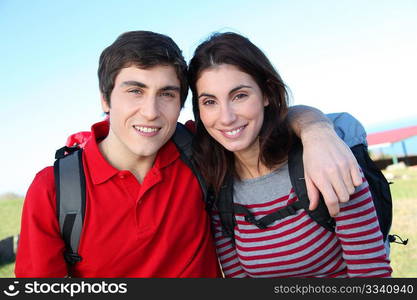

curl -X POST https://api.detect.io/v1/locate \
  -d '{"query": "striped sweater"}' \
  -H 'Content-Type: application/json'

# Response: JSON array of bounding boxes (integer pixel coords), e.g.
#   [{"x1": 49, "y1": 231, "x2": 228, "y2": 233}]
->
[{"x1": 212, "y1": 164, "x2": 392, "y2": 278}]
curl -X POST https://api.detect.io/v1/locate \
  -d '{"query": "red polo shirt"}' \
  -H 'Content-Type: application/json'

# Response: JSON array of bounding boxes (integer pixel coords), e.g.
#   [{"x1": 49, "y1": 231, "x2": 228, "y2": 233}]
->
[{"x1": 15, "y1": 121, "x2": 221, "y2": 278}]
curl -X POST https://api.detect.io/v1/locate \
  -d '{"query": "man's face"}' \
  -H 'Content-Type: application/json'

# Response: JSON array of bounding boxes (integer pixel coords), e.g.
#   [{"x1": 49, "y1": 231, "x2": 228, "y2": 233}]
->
[{"x1": 101, "y1": 65, "x2": 181, "y2": 161}]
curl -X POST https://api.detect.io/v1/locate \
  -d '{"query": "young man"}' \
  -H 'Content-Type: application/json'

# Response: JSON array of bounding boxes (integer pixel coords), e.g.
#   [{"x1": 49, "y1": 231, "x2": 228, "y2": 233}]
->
[{"x1": 15, "y1": 31, "x2": 363, "y2": 277}]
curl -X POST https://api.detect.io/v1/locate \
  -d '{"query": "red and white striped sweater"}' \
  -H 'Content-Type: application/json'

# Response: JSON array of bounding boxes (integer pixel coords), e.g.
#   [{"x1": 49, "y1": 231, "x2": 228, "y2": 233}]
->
[{"x1": 212, "y1": 167, "x2": 392, "y2": 278}]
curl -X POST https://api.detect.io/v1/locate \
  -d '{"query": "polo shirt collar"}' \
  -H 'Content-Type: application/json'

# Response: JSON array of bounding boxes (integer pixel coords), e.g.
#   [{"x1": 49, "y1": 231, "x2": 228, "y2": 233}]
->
[
  {"x1": 152, "y1": 137, "x2": 180, "y2": 171},
  {"x1": 84, "y1": 120, "x2": 180, "y2": 185}
]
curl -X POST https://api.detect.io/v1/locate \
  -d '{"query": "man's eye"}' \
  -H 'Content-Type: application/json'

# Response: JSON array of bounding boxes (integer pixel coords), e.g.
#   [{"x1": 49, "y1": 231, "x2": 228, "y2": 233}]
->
[
  {"x1": 128, "y1": 89, "x2": 142, "y2": 95},
  {"x1": 161, "y1": 92, "x2": 175, "y2": 98}
]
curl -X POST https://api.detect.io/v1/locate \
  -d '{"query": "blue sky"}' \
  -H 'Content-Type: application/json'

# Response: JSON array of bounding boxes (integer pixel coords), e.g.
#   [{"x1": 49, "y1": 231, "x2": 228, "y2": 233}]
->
[{"x1": 1, "y1": 0, "x2": 417, "y2": 195}]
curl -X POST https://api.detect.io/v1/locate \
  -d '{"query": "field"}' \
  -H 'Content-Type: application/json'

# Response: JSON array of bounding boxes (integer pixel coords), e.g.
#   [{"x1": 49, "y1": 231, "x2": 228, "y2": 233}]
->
[
  {"x1": 382, "y1": 166, "x2": 417, "y2": 277},
  {"x1": 1, "y1": 167, "x2": 416, "y2": 278},
  {"x1": 0, "y1": 194, "x2": 23, "y2": 278}
]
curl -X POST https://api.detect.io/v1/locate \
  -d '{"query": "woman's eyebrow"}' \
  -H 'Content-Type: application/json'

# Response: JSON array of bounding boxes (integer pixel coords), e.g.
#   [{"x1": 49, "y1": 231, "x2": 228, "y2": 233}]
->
[
  {"x1": 198, "y1": 92, "x2": 215, "y2": 99},
  {"x1": 229, "y1": 85, "x2": 252, "y2": 95}
]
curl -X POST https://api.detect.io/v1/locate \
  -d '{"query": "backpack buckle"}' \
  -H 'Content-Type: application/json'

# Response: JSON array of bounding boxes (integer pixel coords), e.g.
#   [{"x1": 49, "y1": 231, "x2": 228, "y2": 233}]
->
[
  {"x1": 286, "y1": 205, "x2": 296, "y2": 215},
  {"x1": 55, "y1": 146, "x2": 80, "y2": 159},
  {"x1": 244, "y1": 214, "x2": 256, "y2": 224},
  {"x1": 254, "y1": 220, "x2": 267, "y2": 229},
  {"x1": 64, "y1": 252, "x2": 82, "y2": 265},
  {"x1": 244, "y1": 214, "x2": 267, "y2": 229}
]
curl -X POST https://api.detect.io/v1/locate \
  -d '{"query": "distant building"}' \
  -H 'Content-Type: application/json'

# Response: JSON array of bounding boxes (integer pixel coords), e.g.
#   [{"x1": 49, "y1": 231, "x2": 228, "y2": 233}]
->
[{"x1": 367, "y1": 125, "x2": 417, "y2": 168}]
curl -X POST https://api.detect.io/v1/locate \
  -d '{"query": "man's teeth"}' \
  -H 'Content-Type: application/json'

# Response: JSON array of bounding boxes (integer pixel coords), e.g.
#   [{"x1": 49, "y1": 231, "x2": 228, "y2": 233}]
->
[
  {"x1": 226, "y1": 127, "x2": 244, "y2": 136},
  {"x1": 134, "y1": 126, "x2": 159, "y2": 133}
]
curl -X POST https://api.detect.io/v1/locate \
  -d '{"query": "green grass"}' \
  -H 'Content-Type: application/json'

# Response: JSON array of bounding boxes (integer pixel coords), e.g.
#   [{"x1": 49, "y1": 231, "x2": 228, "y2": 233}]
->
[
  {"x1": 0, "y1": 195, "x2": 23, "y2": 278},
  {"x1": 383, "y1": 167, "x2": 417, "y2": 277},
  {"x1": 1, "y1": 167, "x2": 416, "y2": 278}
]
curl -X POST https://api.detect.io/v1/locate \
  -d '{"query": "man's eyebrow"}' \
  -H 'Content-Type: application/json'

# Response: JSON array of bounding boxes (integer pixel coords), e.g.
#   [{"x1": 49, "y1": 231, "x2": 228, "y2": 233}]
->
[
  {"x1": 229, "y1": 85, "x2": 252, "y2": 95},
  {"x1": 160, "y1": 85, "x2": 180, "y2": 92},
  {"x1": 120, "y1": 81, "x2": 147, "y2": 88},
  {"x1": 120, "y1": 82, "x2": 180, "y2": 92}
]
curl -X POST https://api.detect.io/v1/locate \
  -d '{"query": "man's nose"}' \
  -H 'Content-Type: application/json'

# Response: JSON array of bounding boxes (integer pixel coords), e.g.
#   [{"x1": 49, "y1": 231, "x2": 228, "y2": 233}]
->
[{"x1": 140, "y1": 96, "x2": 160, "y2": 120}]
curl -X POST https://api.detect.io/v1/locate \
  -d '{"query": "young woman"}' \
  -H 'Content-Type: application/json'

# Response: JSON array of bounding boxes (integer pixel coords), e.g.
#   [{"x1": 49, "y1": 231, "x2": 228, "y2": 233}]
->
[{"x1": 188, "y1": 32, "x2": 392, "y2": 277}]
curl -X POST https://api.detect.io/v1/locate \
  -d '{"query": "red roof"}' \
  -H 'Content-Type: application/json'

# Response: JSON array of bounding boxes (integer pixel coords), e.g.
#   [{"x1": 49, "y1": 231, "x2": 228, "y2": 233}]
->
[{"x1": 367, "y1": 125, "x2": 417, "y2": 146}]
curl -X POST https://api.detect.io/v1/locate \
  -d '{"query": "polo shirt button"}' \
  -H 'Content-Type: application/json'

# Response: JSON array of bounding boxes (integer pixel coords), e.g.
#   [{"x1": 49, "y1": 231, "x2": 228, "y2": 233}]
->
[{"x1": 119, "y1": 171, "x2": 130, "y2": 179}]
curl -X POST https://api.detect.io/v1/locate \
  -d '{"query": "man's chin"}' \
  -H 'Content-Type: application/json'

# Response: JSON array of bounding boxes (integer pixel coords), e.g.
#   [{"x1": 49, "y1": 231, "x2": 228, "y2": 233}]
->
[{"x1": 133, "y1": 149, "x2": 160, "y2": 158}]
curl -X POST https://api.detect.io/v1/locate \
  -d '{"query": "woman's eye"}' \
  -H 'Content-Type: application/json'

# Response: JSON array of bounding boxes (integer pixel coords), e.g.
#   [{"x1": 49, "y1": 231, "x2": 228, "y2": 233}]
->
[
  {"x1": 202, "y1": 99, "x2": 216, "y2": 106},
  {"x1": 234, "y1": 93, "x2": 247, "y2": 100}
]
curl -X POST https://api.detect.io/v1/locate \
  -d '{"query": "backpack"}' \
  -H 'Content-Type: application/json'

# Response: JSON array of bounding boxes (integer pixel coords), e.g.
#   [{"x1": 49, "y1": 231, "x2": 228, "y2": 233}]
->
[
  {"x1": 53, "y1": 122, "x2": 214, "y2": 265},
  {"x1": 217, "y1": 138, "x2": 395, "y2": 243},
  {"x1": 217, "y1": 113, "x2": 407, "y2": 247}
]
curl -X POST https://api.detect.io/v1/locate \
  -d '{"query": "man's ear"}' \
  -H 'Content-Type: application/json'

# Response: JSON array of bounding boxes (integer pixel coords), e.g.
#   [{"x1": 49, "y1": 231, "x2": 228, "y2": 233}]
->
[{"x1": 101, "y1": 94, "x2": 110, "y2": 114}]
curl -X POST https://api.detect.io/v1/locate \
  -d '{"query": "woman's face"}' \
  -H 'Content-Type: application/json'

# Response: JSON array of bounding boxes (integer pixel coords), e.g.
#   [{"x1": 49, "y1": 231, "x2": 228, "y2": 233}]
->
[{"x1": 196, "y1": 64, "x2": 268, "y2": 155}]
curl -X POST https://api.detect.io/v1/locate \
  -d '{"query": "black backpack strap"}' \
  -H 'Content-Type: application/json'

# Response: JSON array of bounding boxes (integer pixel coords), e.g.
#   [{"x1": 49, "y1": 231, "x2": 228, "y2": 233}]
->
[
  {"x1": 172, "y1": 123, "x2": 215, "y2": 210},
  {"x1": 234, "y1": 202, "x2": 304, "y2": 229},
  {"x1": 350, "y1": 144, "x2": 392, "y2": 241},
  {"x1": 54, "y1": 146, "x2": 85, "y2": 265},
  {"x1": 218, "y1": 175, "x2": 236, "y2": 238},
  {"x1": 218, "y1": 174, "x2": 304, "y2": 237},
  {"x1": 218, "y1": 139, "x2": 336, "y2": 240},
  {"x1": 288, "y1": 139, "x2": 336, "y2": 232}
]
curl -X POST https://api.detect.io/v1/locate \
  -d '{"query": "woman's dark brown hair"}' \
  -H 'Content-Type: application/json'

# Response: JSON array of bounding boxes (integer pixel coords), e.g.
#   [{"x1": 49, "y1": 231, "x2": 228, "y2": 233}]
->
[{"x1": 188, "y1": 32, "x2": 293, "y2": 194}]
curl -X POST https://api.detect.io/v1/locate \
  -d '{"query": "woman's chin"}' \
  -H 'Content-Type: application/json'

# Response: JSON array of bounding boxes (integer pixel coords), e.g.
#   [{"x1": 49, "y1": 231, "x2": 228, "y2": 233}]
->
[{"x1": 223, "y1": 143, "x2": 245, "y2": 153}]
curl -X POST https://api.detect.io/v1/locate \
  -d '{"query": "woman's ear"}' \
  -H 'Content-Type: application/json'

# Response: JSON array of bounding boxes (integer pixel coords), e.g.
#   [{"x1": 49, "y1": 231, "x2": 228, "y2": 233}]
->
[{"x1": 263, "y1": 96, "x2": 269, "y2": 107}]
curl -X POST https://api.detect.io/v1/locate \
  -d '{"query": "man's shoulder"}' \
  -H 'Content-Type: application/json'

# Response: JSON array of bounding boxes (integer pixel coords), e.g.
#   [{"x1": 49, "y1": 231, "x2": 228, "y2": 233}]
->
[
  {"x1": 34, "y1": 166, "x2": 54, "y2": 182},
  {"x1": 28, "y1": 166, "x2": 56, "y2": 196}
]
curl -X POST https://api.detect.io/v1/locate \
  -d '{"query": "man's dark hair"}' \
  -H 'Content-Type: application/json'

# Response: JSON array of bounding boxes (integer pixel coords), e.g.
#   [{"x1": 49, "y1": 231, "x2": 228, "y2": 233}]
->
[
  {"x1": 188, "y1": 32, "x2": 292, "y2": 193},
  {"x1": 98, "y1": 31, "x2": 188, "y2": 107}
]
